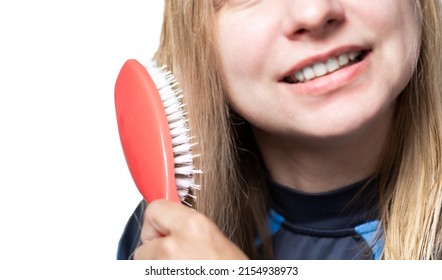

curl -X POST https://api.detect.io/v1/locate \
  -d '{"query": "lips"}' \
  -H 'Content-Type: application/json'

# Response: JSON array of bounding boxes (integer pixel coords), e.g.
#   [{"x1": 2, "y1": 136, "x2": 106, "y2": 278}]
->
[{"x1": 281, "y1": 48, "x2": 371, "y2": 84}]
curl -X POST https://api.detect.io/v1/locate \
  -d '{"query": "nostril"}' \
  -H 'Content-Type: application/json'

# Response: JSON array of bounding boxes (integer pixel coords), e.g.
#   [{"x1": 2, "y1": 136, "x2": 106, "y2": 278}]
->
[
  {"x1": 296, "y1": 28, "x2": 308, "y2": 35},
  {"x1": 326, "y1": 18, "x2": 340, "y2": 28}
]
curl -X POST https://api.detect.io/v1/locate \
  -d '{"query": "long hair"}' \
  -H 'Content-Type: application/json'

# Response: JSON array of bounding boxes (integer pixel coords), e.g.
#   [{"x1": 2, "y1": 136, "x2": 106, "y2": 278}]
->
[
  {"x1": 377, "y1": 0, "x2": 442, "y2": 259},
  {"x1": 154, "y1": 0, "x2": 442, "y2": 259}
]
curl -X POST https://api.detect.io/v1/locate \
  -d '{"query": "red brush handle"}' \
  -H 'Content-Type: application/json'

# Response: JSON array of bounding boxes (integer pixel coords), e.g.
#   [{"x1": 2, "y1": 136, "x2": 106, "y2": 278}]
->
[{"x1": 115, "y1": 59, "x2": 180, "y2": 203}]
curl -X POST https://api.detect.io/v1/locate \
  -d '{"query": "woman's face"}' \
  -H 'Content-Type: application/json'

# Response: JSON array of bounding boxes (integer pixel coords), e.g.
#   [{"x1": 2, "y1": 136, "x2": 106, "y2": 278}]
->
[{"x1": 215, "y1": 0, "x2": 421, "y2": 140}]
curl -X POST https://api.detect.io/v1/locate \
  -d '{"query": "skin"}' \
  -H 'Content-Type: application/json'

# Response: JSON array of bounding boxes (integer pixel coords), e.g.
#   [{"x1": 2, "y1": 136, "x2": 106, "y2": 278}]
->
[
  {"x1": 135, "y1": 0, "x2": 421, "y2": 259},
  {"x1": 134, "y1": 200, "x2": 247, "y2": 259},
  {"x1": 216, "y1": 0, "x2": 420, "y2": 192}
]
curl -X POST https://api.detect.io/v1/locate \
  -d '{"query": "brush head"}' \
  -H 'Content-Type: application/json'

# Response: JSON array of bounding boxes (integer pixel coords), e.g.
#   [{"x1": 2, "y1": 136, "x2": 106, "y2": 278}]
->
[{"x1": 115, "y1": 59, "x2": 200, "y2": 205}]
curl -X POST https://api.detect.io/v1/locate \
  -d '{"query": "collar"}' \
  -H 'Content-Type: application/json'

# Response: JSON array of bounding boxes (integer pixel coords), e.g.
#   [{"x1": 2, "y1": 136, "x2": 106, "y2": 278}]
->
[{"x1": 268, "y1": 177, "x2": 379, "y2": 230}]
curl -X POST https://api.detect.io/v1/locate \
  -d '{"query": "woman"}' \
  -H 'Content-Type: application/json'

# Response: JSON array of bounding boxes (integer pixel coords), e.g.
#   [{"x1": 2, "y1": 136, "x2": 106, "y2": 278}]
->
[{"x1": 118, "y1": 0, "x2": 442, "y2": 259}]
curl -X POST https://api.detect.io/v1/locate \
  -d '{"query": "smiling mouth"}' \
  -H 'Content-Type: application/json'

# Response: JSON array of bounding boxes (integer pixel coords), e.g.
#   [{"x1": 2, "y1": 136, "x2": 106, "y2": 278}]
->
[{"x1": 282, "y1": 50, "x2": 370, "y2": 84}]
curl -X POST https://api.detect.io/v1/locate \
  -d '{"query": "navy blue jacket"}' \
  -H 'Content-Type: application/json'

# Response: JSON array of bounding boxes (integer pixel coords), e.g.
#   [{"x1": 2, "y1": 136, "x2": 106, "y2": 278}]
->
[{"x1": 117, "y1": 178, "x2": 382, "y2": 260}]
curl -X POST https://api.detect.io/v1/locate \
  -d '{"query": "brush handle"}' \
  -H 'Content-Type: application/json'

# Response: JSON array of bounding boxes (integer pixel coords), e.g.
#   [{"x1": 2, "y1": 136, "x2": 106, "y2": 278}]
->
[{"x1": 115, "y1": 59, "x2": 180, "y2": 203}]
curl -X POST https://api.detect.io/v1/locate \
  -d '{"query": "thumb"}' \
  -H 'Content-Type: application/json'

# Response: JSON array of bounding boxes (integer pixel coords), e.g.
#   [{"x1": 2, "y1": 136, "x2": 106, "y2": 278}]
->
[{"x1": 140, "y1": 200, "x2": 192, "y2": 242}]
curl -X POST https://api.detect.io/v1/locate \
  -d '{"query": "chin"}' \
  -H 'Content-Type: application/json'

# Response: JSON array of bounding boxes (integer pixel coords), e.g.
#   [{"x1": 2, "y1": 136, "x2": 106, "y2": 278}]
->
[{"x1": 292, "y1": 119, "x2": 375, "y2": 142}]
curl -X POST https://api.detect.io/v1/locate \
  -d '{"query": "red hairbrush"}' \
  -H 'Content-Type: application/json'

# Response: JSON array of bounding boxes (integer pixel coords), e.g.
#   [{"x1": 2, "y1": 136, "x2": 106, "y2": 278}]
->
[{"x1": 115, "y1": 59, "x2": 199, "y2": 204}]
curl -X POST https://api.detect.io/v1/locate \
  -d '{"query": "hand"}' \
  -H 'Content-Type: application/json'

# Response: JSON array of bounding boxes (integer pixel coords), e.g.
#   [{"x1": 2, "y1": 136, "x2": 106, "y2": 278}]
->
[{"x1": 133, "y1": 199, "x2": 249, "y2": 260}]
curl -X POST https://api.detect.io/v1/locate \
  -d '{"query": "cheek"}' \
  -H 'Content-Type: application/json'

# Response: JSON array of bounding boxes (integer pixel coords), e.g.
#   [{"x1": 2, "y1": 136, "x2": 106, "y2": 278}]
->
[
  {"x1": 215, "y1": 13, "x2": 278, "y2": 80},
  {"x1": 387, "y1": 8, "x2": 421, "y2": 94},
  {"x1": 357, "y1": 0, "x2": 421, "y2": 93},
  {"x1": 216, "y1": 31, "x2": 259, "y2": 80}
]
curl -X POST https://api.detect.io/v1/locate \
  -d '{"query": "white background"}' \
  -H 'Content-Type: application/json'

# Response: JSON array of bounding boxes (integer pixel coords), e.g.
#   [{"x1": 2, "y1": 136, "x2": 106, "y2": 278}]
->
[
  {"x1": 1, "y1": 2, "x2": 441, "y2": 279},
  {"x1": 0, "y1": 0, "x2": 164, "y2": 267}
]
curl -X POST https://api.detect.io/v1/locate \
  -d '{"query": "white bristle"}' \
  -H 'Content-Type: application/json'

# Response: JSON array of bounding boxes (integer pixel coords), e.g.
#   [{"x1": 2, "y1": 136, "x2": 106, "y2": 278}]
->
[
  {"x1": 177, "y1": 189, "x2": 189, "y2": 199},
  {"x1": 168, "y1": 119, "x2": 188, "y2": 130},
  {"x1": 172, "y1": 143, "x2": 193, "y2": 154},
  {"x1": 146, "y1": 61, "x2": 201, "y2": 204},
  {"x1": 174, "y1": 154, "x2": 193, "y2": 165},
  {"x1": 167, "y1": 111, "x2": 187, "y2": 124},
  {"x1": 165, "y1": 106, "x2": 184, "y2": 118},
  {"x1": 170, "y1": 127, "x2": 189, "y2": 139},
  {"x1": 176, "y1": 178, "x2": 201, "y2": 190},
  {"x1": 175, "y1": 166, "x2": 195, "y2": 176},
  {"x1": 161, "y1": 95, "x2": 178, "y2": 107},
  {"x1": 175, "y1": 166, "x2": 203, "y2": 176},
  {"x1": 172, "y1": 134, "x2": 191, "y2": 146}
]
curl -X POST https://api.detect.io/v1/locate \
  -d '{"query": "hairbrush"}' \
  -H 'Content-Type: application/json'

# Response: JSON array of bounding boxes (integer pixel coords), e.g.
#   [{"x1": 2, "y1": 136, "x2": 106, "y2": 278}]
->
[{"x1": 115, "y1": 59, "x2": 200, "y2": 204}]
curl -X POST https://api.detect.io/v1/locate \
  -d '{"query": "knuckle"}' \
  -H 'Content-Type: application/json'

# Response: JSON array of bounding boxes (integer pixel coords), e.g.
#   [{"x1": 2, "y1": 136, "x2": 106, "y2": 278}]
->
[
  {"x1": 158, "y1": 240, "x2": 177, "y2": 259},
  {"x1": 183, "y1": 212, "x2": 214, "y2": 234},
  {"x1": 133, "y1": 241, "x2": 177, "y2": 260}
]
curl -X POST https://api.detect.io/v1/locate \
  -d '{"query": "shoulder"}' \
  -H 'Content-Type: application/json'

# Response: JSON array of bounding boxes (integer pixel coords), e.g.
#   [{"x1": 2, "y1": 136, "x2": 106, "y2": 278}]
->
[{"x1": 117, "y1": 200, "x2": 146, "y2": 260}]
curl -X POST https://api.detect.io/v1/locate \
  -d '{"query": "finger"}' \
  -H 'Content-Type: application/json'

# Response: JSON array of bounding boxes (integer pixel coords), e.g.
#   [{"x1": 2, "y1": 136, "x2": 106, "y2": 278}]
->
[
  {"x1": 133, "y1": 237, "x2": 179, "y2": 260},
  {"x1": 144, "y1": 199, "x2": 197, "y2": 236},
  {"x1": 140, "y1": 218, "x2": 164, "y2": 242},
  {"x1": 140, "y1": 200, "x2": 194, "y2": 242}
]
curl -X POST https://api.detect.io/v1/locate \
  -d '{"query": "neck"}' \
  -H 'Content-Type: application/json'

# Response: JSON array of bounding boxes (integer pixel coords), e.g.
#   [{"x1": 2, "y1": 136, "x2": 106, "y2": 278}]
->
[{"x1": 254, "y1": 109, "x2": 393, "y2": 193}]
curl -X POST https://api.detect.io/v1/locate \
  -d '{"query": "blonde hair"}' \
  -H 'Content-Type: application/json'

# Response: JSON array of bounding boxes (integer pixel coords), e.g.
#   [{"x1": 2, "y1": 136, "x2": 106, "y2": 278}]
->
[
  {"x1": 377, "y1": 0, "x2": 442, "y2": 259},
  {"x1": 154, "y1": 0, "x2": 442, "y2": 259}
]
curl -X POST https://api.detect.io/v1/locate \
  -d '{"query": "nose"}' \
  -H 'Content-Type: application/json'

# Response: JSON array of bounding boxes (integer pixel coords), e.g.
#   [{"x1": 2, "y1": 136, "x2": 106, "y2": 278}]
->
[{"x1": 284, "y1": 0, "x2": 345, "y2": 39}]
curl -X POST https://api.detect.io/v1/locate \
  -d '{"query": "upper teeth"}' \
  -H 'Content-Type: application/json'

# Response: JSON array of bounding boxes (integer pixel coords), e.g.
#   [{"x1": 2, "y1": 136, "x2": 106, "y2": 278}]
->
[{"x1": 289, "y1": 51, "x2": 363, "y2": 83}]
